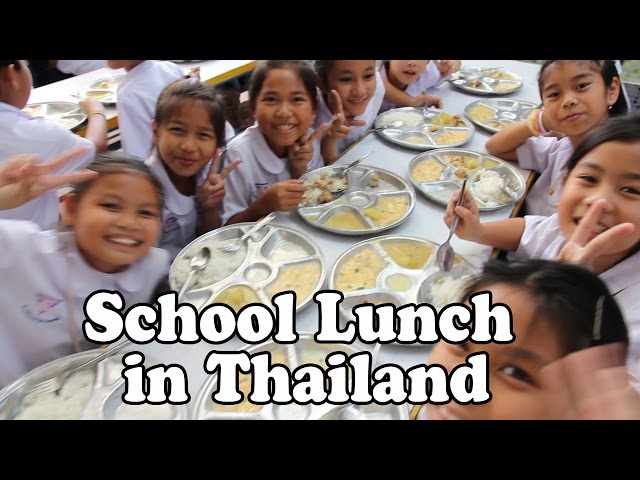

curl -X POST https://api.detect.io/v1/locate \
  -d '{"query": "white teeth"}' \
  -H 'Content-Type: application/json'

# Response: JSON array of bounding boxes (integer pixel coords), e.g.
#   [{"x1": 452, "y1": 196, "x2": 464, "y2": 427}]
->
[
  {"x1": 275, "y1": 125, "x2": 295, "y2": 131},
  {"x1": 109, "y1": 237, "x2": 139, "y2": 246}
]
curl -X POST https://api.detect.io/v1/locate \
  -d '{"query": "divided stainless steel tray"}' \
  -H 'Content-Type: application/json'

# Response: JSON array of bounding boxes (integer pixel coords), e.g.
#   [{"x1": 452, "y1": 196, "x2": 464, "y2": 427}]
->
[
  {"x1": 373, "y1": 107, "x2": 475, "y2": 150},
  {"x1": 408, "y1": 148, "x2": 526, "y2": 211},
  {"x1": 298, "y1": 164, "x2": 415, "y2": 236},
  {"x1": 169, "y1": 222, "x2": 326, "y2": 313},
  {"x1": 192, "y1": 333, "x2": 410, "y2": 420},
  {"x1": 449, "y1": 68, "x2": 523, "y2": 95},
  {"x1": 465, "y1": 98, "x2": 538, "y2": 133},
  {"x1": 23, "y1": 101, "x2": 87, "y2": 131},
  {"x1": 80, "y1": 75, "x2": 125, "y2": 104},
  {"x1": 0, "y1": 349, "x2": 188, "y2": 420}
]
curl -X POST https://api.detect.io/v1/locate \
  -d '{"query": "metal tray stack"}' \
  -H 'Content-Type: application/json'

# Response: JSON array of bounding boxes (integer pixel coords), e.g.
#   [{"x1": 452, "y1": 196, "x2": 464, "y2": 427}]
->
[
  {"x1": 192, "y1": 333, "x2": 410, "y2": 420},
  {"x1": 465, "y1": 98, "x2": 538, "y2": 133},
  {"x1": 328, "y1": 235, "x2": 477, "y2": 340},
  {"x1": 0, "y1": 350, "x2": 188, "y2": 420},
  {"x1": 297, "y1": 164, "x2": 416, "y2": 236},
  {"x1": 22, "y1": 101, "x2": 87, "y2": 131},
  {"x1": 374, "y1": 107, "x2": 475, "y2": 150},
  {"x1": 169, "y1": 222, "x2": 326, "y2": 313},
  {"x1": 449, "y1": 68, "x2": 523, "y2": 95},
  {"x1": 408, "y1": 148, "x2": 526, "y2": 211},
  {"x1": 80, "y1": 75, "x2": 125, "y2": 104}
]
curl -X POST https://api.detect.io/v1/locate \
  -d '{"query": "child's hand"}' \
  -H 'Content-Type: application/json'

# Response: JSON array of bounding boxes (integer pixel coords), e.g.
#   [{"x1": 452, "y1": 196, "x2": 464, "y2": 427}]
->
[
  {"x1": 556, "y1": 199, "x2": 635, "y2": 270},
  {"x1": 0, "y1": 147, "x2": 96, "y2": 210},
  {"x1": 434, "y1": 60, "x2": 461, "y2": 78},
  {"x1": 327, "y1": 90, "x2": 367, "y2": 140},
  {"x1": 196, "y1": 153, "x2": 241, "y2": 209},
  {"x1": 187, "y1": 66, "x2": 201, "y2": 79},
  {"x1": 78, "y1": 98, "x2": 105, "y2": 115},
  {"x1": 443, "y1": 186, "x2": 482, "y2": 241},
  {"x1": 259, "y1": 179, "x2": 309, "y2": 212},
  {"x1": 413, "y1": 94, "x2": 442, "y2": 109},
  {"x1": 288, "y1": 123, "x2": 331, "y2": 178}
]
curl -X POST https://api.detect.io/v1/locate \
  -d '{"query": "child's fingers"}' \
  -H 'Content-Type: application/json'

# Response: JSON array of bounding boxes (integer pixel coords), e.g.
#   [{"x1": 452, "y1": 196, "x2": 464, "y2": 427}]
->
[
  {"x1": 307, "y1": 122, "x2": 331, "y2": 144},
  {"x1": 345, "y1": 118, "x2": 367, "y2": 127},
  {"x1": 329, "y1": 90, "x2": 344, "y2": 118},
  {"x1": 41, "y1": 146, "x2": 90, "y2": 174},
  {"x1": 219, "y1": 158, "x2": 242, "y2": 180},
  {"x1": 580, "y1": 222, "x2": 635, "y2": 260},
  {"x1": 570, "y1": 200, "x2": 608, "y2": 246},
  {"x1": 41, "y1": 169, "x2": 98, "y2": 192}
]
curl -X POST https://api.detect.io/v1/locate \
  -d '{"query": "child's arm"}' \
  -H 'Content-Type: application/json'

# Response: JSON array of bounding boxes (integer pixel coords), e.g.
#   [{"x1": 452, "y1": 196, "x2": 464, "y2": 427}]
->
[
  {"x1": 196, "y1": 154, "x2": 242, "y2": 233},
  {"x1": 484, "y1": 119, "x2": 534, "y2": 162},
  {"x1": 226, "y1": 180, "x2": 308, "y2": 225},
  {"x1": 321, "y1": 90, "x2": 366, "y2": 164},
  {"x1": 78, "y1": 99, "x2": 108, "y2": 152},
  {"x1": 381, "y1": 73, "x2": 442, "y2": 109},
  {"x1": 0, "y1": 147, "x2": 96, "y2": 210},
  {"x1": 443, "y1": 186, "x2": 525, "y2": 251}
]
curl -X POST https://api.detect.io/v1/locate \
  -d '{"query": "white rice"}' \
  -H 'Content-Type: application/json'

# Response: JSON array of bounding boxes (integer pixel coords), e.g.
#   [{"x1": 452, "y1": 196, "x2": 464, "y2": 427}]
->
[
  {"x1": 380, "y1": 111, "x2": 424, "y2": 128},
  {"x1": 16, "y1": 370, "x2": 95, "y2": 420},
  {"x1": 269, "y1": 241, "x2": 309, "y2": 262},
  {"x1": 429, "y1": 275, "x2": 471, "y2": 310},
  {"x1": 472, "y1": 169, "x2": 512, "y2": 207}
]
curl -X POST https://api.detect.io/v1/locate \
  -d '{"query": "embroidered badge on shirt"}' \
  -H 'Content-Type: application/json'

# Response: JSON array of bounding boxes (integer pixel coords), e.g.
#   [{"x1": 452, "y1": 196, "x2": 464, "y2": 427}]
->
[
  {"x1": 21, "y1": 293, "x2": 63, "y2": 324},
  {"x1": 164, "y1": 216, "x2": 180, "y2": 233}
]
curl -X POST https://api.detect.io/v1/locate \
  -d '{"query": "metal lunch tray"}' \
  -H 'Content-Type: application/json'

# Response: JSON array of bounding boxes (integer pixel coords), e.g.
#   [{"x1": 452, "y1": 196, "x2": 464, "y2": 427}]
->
[
  {"x1": 374, "y1": 107, "x2": 475, "y2": 151},
  {"x1": 297, "y1": 165, "x2": 416, "y2": 236},
  {"x1": 192, "y1": 333, "x2": 410, "y2": 420},
  {"x1": 169, "y1": 222, "x2": 326, "y2": 313},
  {"x1": 80, "y1": 75, "x2": 125, "y2": 104},
  {"x1": 465, "y1": 98, "x2": 538, "y2": 134},
  {"x1": 22, "y1": 101, "x2": 87, "y2": 131},
  {"x1": 408, "y1": 148, "x2": 526, "y2": 211},
  {"x1": 328, "y1": 235, "x2": 477, "y2": 345},
  {"x1": 448, "y1": 68, "x2": 524, "y2": 95},
  {"x1": 0, "y1": 349, "x2": 188, "y2": 420}
]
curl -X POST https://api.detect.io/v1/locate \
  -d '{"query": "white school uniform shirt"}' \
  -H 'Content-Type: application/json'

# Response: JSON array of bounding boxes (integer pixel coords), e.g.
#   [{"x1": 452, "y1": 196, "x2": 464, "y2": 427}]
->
[
  {"x1": 0, "y1": 221, "x2": 168, "y2": 389},
  {"x1": 145, "y1": 151, "x2": 210, "y2": 262},
  {"x1": 0, "y1": 102, "x2": 96, "y2": 230},
  {"x1": 56, "y1": 60, "x2": 107, "y2": 75},
  {"x1": 315, "y1": 69, "x2": 386, "y2": 156},
  {"x1": 514, "y1": 213, "x2": 640, "y2": 377},
  {"x1": 221, "y1": 124, "x2": 324, "y2": 225},
  {"x1": 515, "y1": 135, "x2": 574, "y2": 216},
  {"x1": 379, "y1": 61, "x2": 446, "y2": 113}
]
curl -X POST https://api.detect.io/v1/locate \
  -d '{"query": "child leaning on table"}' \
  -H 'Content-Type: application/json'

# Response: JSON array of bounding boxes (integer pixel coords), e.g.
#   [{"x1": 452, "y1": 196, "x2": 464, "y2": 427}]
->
[
  {"x1": 108, "y1": 60, "x2": 236, "y2": 161},
  {"x1": 145, "y1": 77, "x2": 241, "y2": 262},
  {"x1": 0, "y1": 60, "x2": 108, "y2": 230},
  {"x1": 220, "y1": 60, "x2": 329, "y2": 225},
  {"x1": 485, "y1": 60, "x2": 626, "y2": 216},
  {"x1": 379, "y1": 60, "x2": 461, "y2": 113},
  {"x1": 314, "y1": 60, "x2": 385, "y2": 164},
  {"x1": 0, "y1": 150, "x2": 168, "y2": 389},
  {"x1": 445, "y1": 113, "x2": 640, "y2": 380},
  {"x1": 416, "y1": 258, "x2": 629, "y2": 420}
]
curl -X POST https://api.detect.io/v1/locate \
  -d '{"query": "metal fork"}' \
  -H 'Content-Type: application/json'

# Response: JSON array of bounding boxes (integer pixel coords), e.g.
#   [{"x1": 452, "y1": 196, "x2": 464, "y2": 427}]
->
[{"x1": 24, "y1": 340, "x2": 132, "y2": 397}]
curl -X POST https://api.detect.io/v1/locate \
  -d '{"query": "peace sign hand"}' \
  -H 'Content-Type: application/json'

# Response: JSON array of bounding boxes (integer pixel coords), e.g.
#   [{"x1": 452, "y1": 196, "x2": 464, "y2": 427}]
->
[
  {"x1": 196, "y1": 151, "x2": 242, "y2": 209},
  {"x1": 326, "y1": 89, "x2": 367, "y2": 140},
  {"x1": 288, "y1": 123, "x2": 330, "y2": 178}
]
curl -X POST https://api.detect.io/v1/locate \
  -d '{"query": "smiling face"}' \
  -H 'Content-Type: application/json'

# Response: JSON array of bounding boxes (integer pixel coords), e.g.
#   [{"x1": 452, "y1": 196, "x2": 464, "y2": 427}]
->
[
  {"x1": 64, "y1": 173, "x2": 162, "y2": 273},
  {"x1": 323, "y1": 60, "x2": 377, "y2": 118},
  {"x1": 426, "y1": 284, "x2": 566, "y2": 420},
  {"x1": 540, "y1": 61, "x2": 620, "y2": 143},
  {"x1": 558, "y1": 140, "x2": 640, "y2": 270},
  {"x1": 253, "y1": 67, "x2": 316, "y2": 157},
  {"x1": 387, "y1": 60, "x2": 429, "y2": 89},
  {"x1": 152, "y1": 99, "x2": 218, "y2": 193}
]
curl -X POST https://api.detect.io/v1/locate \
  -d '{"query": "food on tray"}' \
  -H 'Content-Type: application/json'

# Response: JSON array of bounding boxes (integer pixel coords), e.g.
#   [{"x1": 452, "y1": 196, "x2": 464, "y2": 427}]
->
[
  {"x1": 212, "y1": 285, "x2": 261, "y2": 311},
  {"x1": 265, "y1": 262, "x2": 321, "y2": 304},
  {"x1": 23, "y1": 105, "x2": 44, "y2": 116},
  {"x1": 412, "y1": 159, "x2": 445, "y2": 182},
  {"x1": 268, "y1": 241, "x2": 309, "y2": 262},
  {"x1": 362, "y1": 196, "x2": 409, "y2": 227},
  {"x1": 300, "y1": 172, "x2": 348, "y2": 207},
  {"x1": 490, "y1": 71, "x2": 517, "y2": 81},
  {"x1": 494, "y1": 82, "x2": 519, "y2": 92},
  {"x1": 472, "y1": 169, "x2": 513, "y2": 206},
  {"x1": 386, "y1": 273, "x2": 412, "y2": 292},
  {"x1": 403, "y1": 135, "x2": 430, "y2": 145},
  {"x1": 335, "y1": 248, "x2": 387, "y2": 291},
  {"x1": 382, "y1": 241, "x2": 433, "y2": 269},
  {"x1": 434, "y1": 130, "x2": 469, "y2": 145},
  {"x1": 467, "y1": 104, "x2": 496, "y2": 122},
  {"x1": 429, "y1": 274, "x2": 472, "y2": 310},
  {"x1": 379, "y1": 110, "x2": 424, "y2": 128},
  {"x1": 322, "y1": 211, "x2": 367, "y2": 230},
  {"x1": 367, "y1": 173, "x2": 380, "y2": 187},
  {"x1": 431, "y1": 112, "x2": 465, "y2": 127},
  {"x1": 443, "y1": 154, "x2": 480, "y2": 170}
]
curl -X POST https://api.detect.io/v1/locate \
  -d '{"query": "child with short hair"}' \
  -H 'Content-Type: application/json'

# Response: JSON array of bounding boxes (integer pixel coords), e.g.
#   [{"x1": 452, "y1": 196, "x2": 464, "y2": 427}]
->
[
  {"x1": 417, "y1": 258, "x2": 629, "y2": 420},
  {"x1": 0, "y1": 60, "x2": 107, "y2": 229},
  {"x1": 0, "y1": 151, "x2": 168, "y2": 388},
  {"x1": 486, "y1": 60, "x2": 626, "y2": 216},
  {"x1": 221, "y1": 60, "x2": 328, "y2": 225}
]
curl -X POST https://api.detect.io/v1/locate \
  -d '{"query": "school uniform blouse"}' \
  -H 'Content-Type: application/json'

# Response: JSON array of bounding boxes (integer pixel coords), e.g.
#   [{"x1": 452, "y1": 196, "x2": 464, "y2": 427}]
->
[
  {"x1": 315, "y1": 70, "x2": 386, "y2": 156},
  {"x1": 145, "y1": 151, "x2": 210, "y2": 262},
  {"x1": 0, "y1": 102, "x2": 96, "y2": 230},
  {"x1": 379, "y1": 61, "x2": 446, "y2": 113},
  {"x1": 515, "y1": 136, "x2": 574, "y2": 216},
  {"x1": 221, "y1": 124, "x2": 324, "y2": 225},
  {"x1": 0, "y1": 221, "x2": 168, "y2": 389},
  {"x1": 56, "y1": 60, "x2": 107, "y2": 75},
  {"x1": 514, "y1": 213, "x2": 640, "y2": 376}
]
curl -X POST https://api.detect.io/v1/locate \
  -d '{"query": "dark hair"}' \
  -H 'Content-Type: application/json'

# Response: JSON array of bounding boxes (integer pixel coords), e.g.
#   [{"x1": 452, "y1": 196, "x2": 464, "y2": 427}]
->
[
  {"x1": 463, "y1": 259, "x2": 628, "y2": 355},
  {"x1": 71, "y1": 151, "x2": 164, "y2": 210},
  {"x1": 567, "y1": 112, "x2": 640, "y2": 172},
  {"x1": 154, "y1": 77, "x2": 227, "y2": 150},
  {"x1": 248, "y1": 60, "x2": 318, "y2": 112},
  {"x1": 538, "y1": 60, "x2": 627, "y2": 116}
]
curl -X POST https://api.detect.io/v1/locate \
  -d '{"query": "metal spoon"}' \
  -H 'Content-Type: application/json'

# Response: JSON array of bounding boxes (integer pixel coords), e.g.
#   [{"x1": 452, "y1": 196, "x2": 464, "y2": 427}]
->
[
  {"x1": 177, "y1": 247, "x2": 211, "y2": 300},
  {"x1": 370, "y1": 121, "x2": 404, "y2": 131},
  {"x1": 436, "y1": 179, "x2": 467, "y2": 273},
  {"x1": 220, "y1": 212, "x2": 276, "y2": 253},
  {"x1": 337, "y1": 343, "x2": 382, "y2": 420}
]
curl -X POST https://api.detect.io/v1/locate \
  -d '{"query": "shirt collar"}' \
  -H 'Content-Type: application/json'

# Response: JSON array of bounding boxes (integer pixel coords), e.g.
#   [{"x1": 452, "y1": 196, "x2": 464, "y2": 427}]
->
[{"x1": 246, "y1": 124, "x2": 288, "y2": 175}]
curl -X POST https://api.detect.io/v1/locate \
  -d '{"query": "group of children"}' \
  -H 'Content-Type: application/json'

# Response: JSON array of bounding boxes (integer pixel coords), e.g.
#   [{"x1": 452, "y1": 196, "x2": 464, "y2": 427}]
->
[{"x1": 1, "y1": 58, "x2": 639, "y2": 419}]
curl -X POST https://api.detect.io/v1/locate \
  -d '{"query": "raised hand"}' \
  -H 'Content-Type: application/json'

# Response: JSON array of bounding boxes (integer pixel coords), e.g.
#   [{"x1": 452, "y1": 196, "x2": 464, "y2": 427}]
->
[
  {"x1": 326, "y1": 89, "x2": 367, "y2": 140},
  {"x1": 434, "y1": 60, "x2": 461, "y2": 78},
  {"x1": 414, "y1": 93, "x2": 442, "y2": 109},
  {"x1": 288, "y1": 123, "x2": 330, "y2": 178},
  {"x1": 556, "y1": 199, "x2": 635, "y2": 271},
  {"x1": 196, "y1": 151, "x2": 241, "y2": 209}
]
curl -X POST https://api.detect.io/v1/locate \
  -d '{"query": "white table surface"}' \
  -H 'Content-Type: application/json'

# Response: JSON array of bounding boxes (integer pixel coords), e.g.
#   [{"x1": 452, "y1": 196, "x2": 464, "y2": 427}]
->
[{"x1": 129, "y1": 60, "x2": 543, "y2": 418}]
